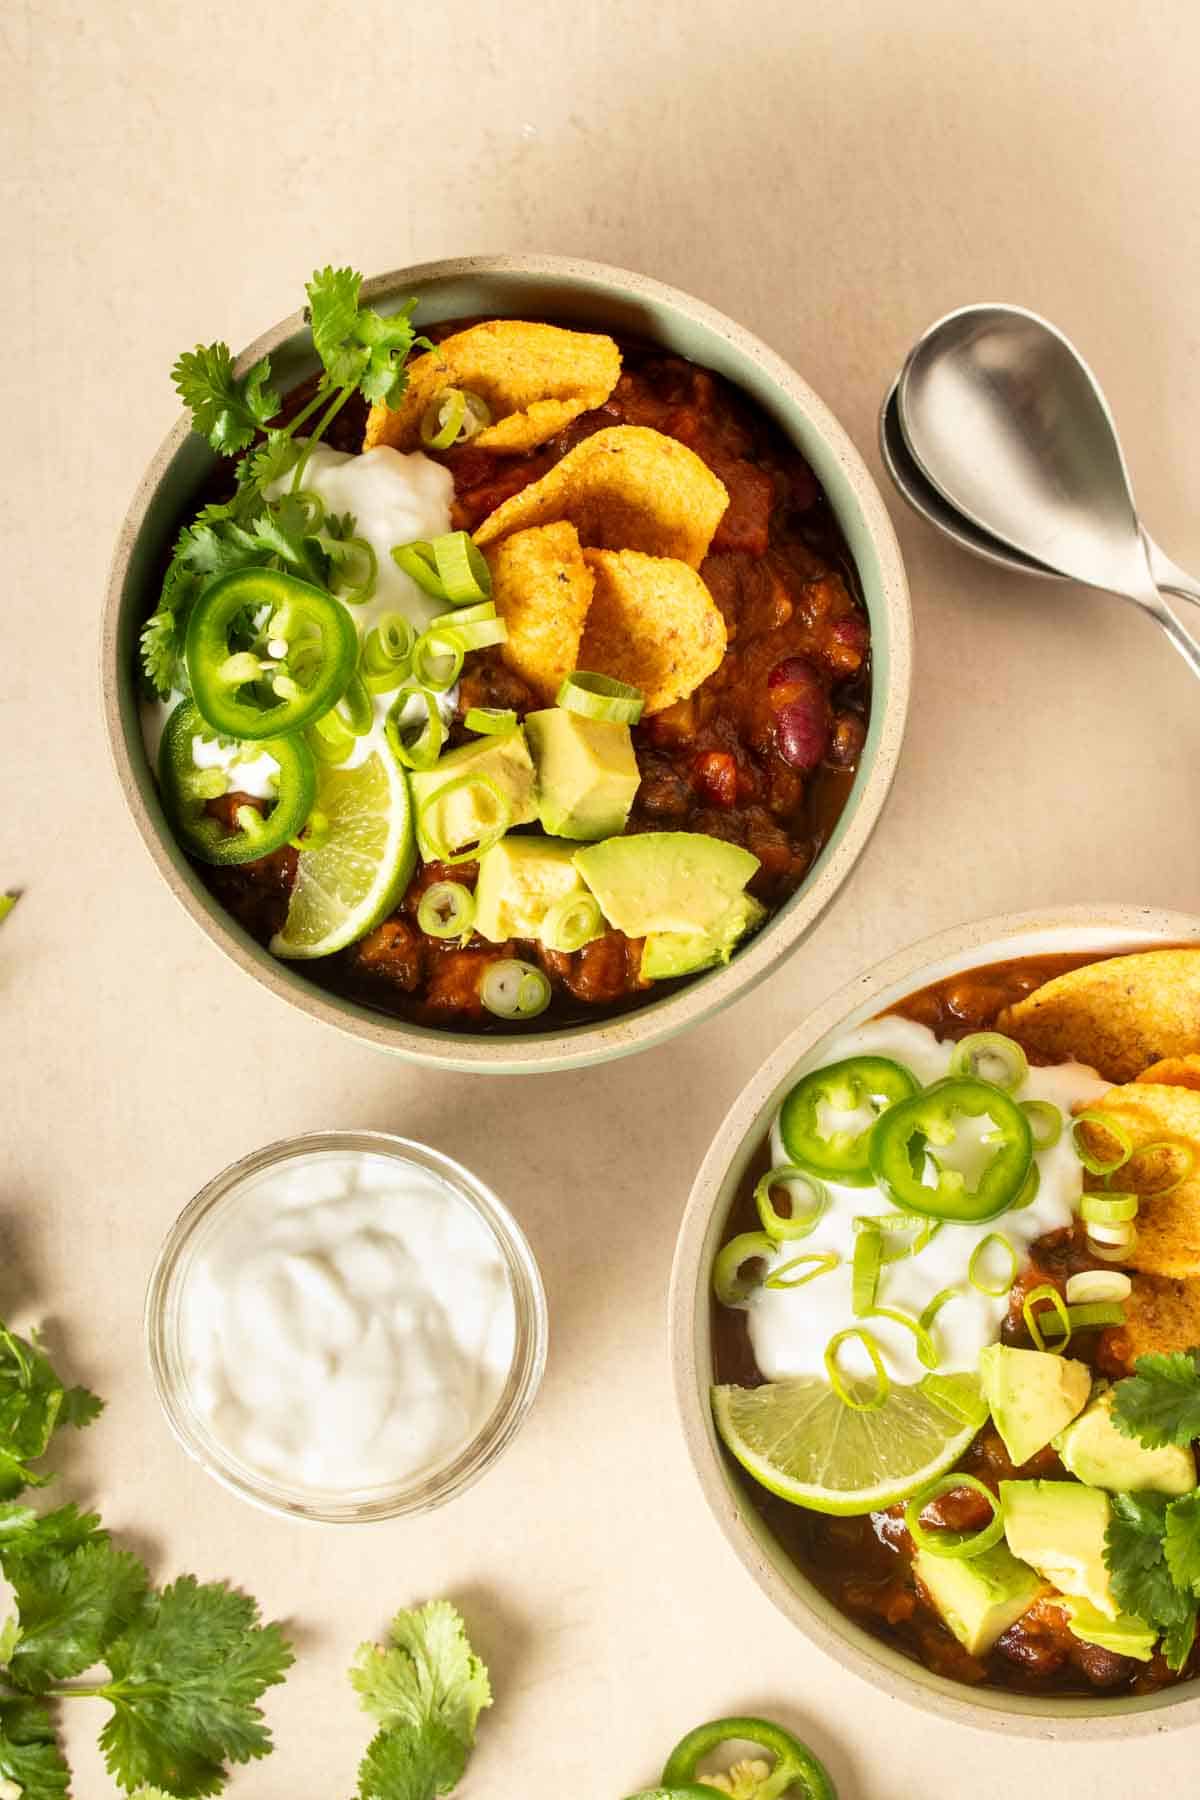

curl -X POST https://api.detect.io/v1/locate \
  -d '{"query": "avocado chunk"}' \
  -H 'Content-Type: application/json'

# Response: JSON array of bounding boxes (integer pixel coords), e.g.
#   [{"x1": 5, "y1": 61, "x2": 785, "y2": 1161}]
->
[
  {"x1": 641, "y1": 892, "x2": 767, "y2": 980},
  {"x1": 473, "y1": 836, "x2": 596, "y2": 945},
  {"x1": 979, "y1": 1343, "x2": 1091, "y2": 1467},
  {"x1": 574, "y1": 832, "x2": 759, "y2": 938},
  {"x1": 410, "y1": 730, "x2": 536, "y2": 859},
  {"x1": 914, "y1": 1543, "x2": 1044, "y2": 1655},
  {"x1": 1001, "y1": 1480, "x2": 1118, "y2": 1617},
  {"x1": 525, "y1": 708, "x2": 640, "y2": 841},
  {"x1": 1063, "y1": 1597, "x2": 1156, "y2": 1662},
  {"x1": 1056, "y1": 1388, "x2": 1197, "y2": 1496}
]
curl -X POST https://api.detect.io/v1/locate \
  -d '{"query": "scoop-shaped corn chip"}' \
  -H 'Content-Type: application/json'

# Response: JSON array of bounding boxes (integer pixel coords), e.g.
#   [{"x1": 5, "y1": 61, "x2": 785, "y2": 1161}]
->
[
  {"x1": 1138, "y1": 1055, "x2": 1200, "y2": 1094},
  {"x1": 1107, "y1": 1271, "x2": 1200, "y2": 1370},
  {"x1": 1085, "y1": 1082, "x2": 1200, "y2": 1278},
  {"x1": 998, "y1": 949, "x2": 1200, "y2": 1083},
  {"x1": 473, "y1": 426, "x2": 729, "y2": 569},
  {"x1": 364, "y1": 321, "x2": 620, "y2": 455},
  {"x1": 486, "y1": 522, "x2": 593, "y2": 704},
  {"x1": 577, "y1": 548, "x2": 726, "y2": 715}
]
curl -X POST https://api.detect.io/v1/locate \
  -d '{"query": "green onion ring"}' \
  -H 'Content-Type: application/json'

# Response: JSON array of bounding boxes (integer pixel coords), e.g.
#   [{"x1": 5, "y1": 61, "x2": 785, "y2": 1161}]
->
[
  {"x1": 1072, "y1": 1111, "x2": 1133, "y2": 1176},
  {"x1": 856, "y1": 1213, "x2": 943, "y2": 1264},
  {"x1": 309, "y1": 708, "x2": 357, "y2": 765},
  {"x1": 363, "y1": 612, "x2": 417, "y2": 676},
  {"x1": 540, "y1": 893, "x2": 604, "y2": 954},
  {"x1": 416, "y1": 880, "x2": 476, "y2": 940},
  {"x1": 949, "y1": 1032, "x2": 1029, "y2": 1092},
  {"x1": 557, "y1": 671, "x2": 645, "y2": 724},
  {"x1": 433, "y1": 531, "x2": 492, "y2": 604},
  {"x1": 420, "y1": 387, "x2": 467, "y2": 450},
  {"x1": 438, "y1": 599, "x2": 497, "y2": 626},
  {"x1": 824, "y1": 1328, "x2": 890, "y2": 1412},
  {"x1": 1023, "y1": 1283, "x2": 1072, "y2": 1354},
  {"x1": 852, "y1": 1225, "x2": 883, "y2": 1317},
  {"x1": 1090, "y1": 1233, "x2": 1137, "y2": 1263},
  {"x1": 1020, "y1": 1100, "x2": 1063, "y2": 1150},
  {"x1": 385, "y1": 688, "x2": 445, "y2": 772},
  {"x1": 1066, "y1": 1269, "x2": 1131, "y2": 1305},
  {"x1": 904, "y1": 1473, "x2": 1005, "y2": 1560},
  {"x1": 864, "y1": 1305, "x2": 940, "y2": 1370},
  {"x1": 1122, "y1": 1138, "x2": 1196, "y2": 1198},
  {"x1": 417, "y1": 772, "x2": 510, "y2": 864},
  {"x1": 442, "y1": 616, "x2": 508, "y2": 652},
  {"x1": 412, "y1": 628, "x2": 465, "y2": 693},
  {"x1": 334, "y1": 672, "x2": 373, "y2": 737},
  {"x1": 754, "y1": 1166, "x2": 828, "y2": 1241},
  {"x1": 290, "y1": 489, "x2": 325, "y2": 533},
  {"x1": 391, "y1": 540, "x2": 445, "y2": 598},
  {"x1": 465, "y1": 707, "x2": 518, "y2": 737},
  {"x1": 764, "y1": 1251, "x2": 840, "y2": 1290},
  {"x1": 918, "y1": 1286, "x2": 960, "y2": 1333},
  {"x1": 331, "y1": 535, "x2": 378, "y2": 606},
  {"x1": 1081, "y1": 1191, "x2": 1139, "y2": 1225},
  {"x1": 479, "y1": 956, "x2": 552, "y2": 1023},
  {"x1": 968, "y1": 1232, "x2": 1018, "y2": 1298},
  {"x1": 1039, "y1": 1300, "x2": 1126, "y2": 1335}
]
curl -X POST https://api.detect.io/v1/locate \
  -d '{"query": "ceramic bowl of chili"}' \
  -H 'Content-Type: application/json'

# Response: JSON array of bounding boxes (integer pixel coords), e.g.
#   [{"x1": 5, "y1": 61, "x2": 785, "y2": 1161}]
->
[
  {"x1": 669, "y1": 903, "x2": 1200, "y2": 1735},
  {"x1": 102, "y1": 255, "x2": 911, "y2": 1071}
]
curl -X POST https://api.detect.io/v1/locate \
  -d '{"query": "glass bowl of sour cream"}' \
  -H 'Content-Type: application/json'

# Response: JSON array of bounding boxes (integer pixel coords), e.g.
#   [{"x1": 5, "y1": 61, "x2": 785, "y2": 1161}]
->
[{"x1": 146, "y1": 1131, "x2": 547, "y2": 1521}]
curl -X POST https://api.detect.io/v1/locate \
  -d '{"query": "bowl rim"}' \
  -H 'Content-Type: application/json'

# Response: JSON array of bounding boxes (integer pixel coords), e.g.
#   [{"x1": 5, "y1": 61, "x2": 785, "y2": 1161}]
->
[
  {"x1": 668, "y1": 902, "x2": 1200, "y2": 1735},
  {"x1": 101, "y1": 252, "x2": 911, "y2": 1072}
]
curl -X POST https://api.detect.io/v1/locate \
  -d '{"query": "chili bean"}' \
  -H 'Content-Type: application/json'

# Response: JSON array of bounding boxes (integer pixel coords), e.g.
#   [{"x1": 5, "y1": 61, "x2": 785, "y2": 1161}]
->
[
  {"x1": 828, "y1": 711, "x2": 866, "y2": 766},
  {"x1": 776, "y1": 696, "x2": 830, "y2": 772},
  {"x1": 692, "y1": 750, "x2": 739, "y2": 807},
  {"x1": 819, "y1": 611, "x2": 870, "y2": 676}
]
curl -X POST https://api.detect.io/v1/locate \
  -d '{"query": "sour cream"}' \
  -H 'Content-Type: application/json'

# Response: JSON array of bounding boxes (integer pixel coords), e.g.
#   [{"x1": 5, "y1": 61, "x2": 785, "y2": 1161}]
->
[
  {"x1": 176, "y1": 1147, "x2": 518, "y2": 1496},
  {"x1": 747, "y1": 1017, "x2": 1110, "y2": 1388},
  {"x1": 140, "y1": 442, "x2": 456, "y2": 793}
]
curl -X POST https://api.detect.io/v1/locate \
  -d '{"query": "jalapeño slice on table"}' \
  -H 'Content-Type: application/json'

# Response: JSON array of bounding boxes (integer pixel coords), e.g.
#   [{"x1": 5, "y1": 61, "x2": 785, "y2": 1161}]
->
[
  {"x1": 660, "y1": 1717, "x2": 837, "y2": 1800},
  {"x1": 868, "y1": 1075, "x2": 1034, "y2": 1223},
  {"x1": 158, "y1": 701, "x2": 316, "y2": 866},
  {"x1": 779, "y1": 1055, "x2": 920, "y2": 1186},
  {"x1": 185, "y1": 568, "x2": 359, "y2": 740}
]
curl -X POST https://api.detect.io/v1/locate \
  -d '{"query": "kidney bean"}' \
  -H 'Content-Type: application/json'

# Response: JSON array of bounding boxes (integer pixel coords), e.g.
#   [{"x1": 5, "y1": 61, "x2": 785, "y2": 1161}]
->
[
  {"x1": 819, "y1": 612, "x2": 870, "y2": 676},
  {"x1": 766, "y1": 653, "x2": 823, "y2": 699},
  {"x1": 776, "y1": 696, "x2": 830, "y2": 771},
  {"x1": 692, "y1": 750, "x2": 739, "y2": 807},
  {"x1": 828, "y1": 712, "x2": 866, "y2": 766}
]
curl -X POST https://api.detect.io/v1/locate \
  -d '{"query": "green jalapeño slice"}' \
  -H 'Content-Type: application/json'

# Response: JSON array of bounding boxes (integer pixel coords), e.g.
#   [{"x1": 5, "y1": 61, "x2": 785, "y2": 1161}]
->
[
  {"x1": 869, "y1": 1075, "x2": 1034, "y2": 1223},
  {"x1": 185, "y1": 568, "x2": 359, "y2": 740},
  {"x1": 159, "y1": 700, "x2": 316, "y2": 866},
  {"x1": 779, "y1": 1055, "x2": 920, "y2": 1186}
]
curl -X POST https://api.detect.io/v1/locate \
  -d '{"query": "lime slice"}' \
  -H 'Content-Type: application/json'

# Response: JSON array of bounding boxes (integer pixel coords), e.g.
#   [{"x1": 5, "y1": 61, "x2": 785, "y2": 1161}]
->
[
  {"x1": 712, "y1": 1371, "x2": 987, "y2": 1516},
  {"x1": 270, "y1": 747, "x2": 415, "y2": 959}
]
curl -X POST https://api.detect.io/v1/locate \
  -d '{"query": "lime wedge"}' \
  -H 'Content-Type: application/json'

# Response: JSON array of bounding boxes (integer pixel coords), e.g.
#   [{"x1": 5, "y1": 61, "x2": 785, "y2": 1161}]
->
[
  {"x1": 270, "y1": 747, "x2": 415, "y2": 959},
  {"x1": 712, "y1": 1371, "x2": 987, "y2": 1516}
]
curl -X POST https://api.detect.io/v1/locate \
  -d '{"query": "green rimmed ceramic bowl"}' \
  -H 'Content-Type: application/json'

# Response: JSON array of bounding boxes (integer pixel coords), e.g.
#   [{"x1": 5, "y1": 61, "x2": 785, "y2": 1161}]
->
[
  {"x1": 670, "y1": 904, "x2": 1200, "y2": 1735},
  {"x1": 102, "y1": 255, "x2": 911, "y2": 1072}
]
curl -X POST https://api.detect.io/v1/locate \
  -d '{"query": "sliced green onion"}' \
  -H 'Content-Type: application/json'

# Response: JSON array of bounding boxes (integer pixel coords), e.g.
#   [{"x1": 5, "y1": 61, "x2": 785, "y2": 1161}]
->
[
  {"x1": 864, "y1": 1305, "x2": 939, "y2": 1370},
  {"x1": 465, "y1": 707, "x2": 518, "y2": 736},
  {"x1": 540, "y1": 893, "x2": 604, "y2": 954},
  {"x1": 417, "y1": 881, "x2": 476, "y2": 940},
  {"x1": 1090, "y1": 1234, "x2": 1137, "y2": 1263},
  {"x1": 290, "y1": 489, "x2": 325, "y2": 533},
  {"x1": 1010, "y1": 1162, "x2": 1041, "y2": 1211},
  {"x1": 418, "y1": 773, "x2": 510, "y2": 864},
  {"x1": 363, "y1": 612, "x2": 417, "y2": 677},
  {"x1": 1123, "y1": 1138, "x2": 1196, "y2": 1198},
  {"x1": 412, "y1": 628, "x2": 465, "y2": 692},
  {"x1": 310, "y1": 708, "x2": 358, "y2": 764},
  {"x1": 950, "y1": 1032, "x2": 1029, "y2": 1092},
  {"x1": 1081, "y1": 1191, "x2": 1139, "y2": 1225},
  {"x1": 1021, "y1": 1100, "x2": 1062, "y2": 1150},
  {"x1": 433, "y1": 531, "x2": 492, "y2": 604},
  {"x1": 1040, "y1": 1301, "x2": 1126, "y2": 1335},
  {"x1": 1066, "y1": 1270, "x2": 1132, "y2": 1305},
  {"x1": 391, "y1": 540, "x2": 445, "y2": 597},
  {"x1": 442, "y1": 599, "x2": 497, "y2": 626},
  {"x1": 1023, "y1": 1283, "x2": 1071, "y2": 1354},
  {"x1": 764, "y1": 1251, "x2": 840, "y2": 1290},
  {"x1": 852, "y1": 1226, "x2": 883, "y2": 1317},
  {"x1": 385, "y1": 688, "x2": 445, "y2": 772},
  {"x1": 335, "y1": 672, "x2": 373, "y2": 737},
  {"x1": 855, "y1": 1213, "x2": 942, "y2": 1263},
  {"x1": 420, "y1": 386, "x2": 466, "y2": 450},
  {"x1": 918, "y1": 1286, "x2": 960, "y2": 1333},
  {"x1": 968, "y1": 1233, "x2": 1018, "y2": 1298},
  {"x1": 479, "y1": 957, "x2": 551, "y2": 1022},
  {"x1": 824, "y1": 1328, "x2": 890, "y2": 1413},
  {"x1": 1086, "y1": 1219, "x2": 1137, "y2": 1247},
  {"x1": 441, "y1": 615, "x2": 508, "y2": 652},
  {"x1": 330, "y1": 535, "x2": 377, "y2": 605},
  {"x1": 1072, "y1": 1111, "x2": 1133, "y2": 1176},
  {"x1": 712, "y1": 1232, "x2": 777, "y2": 1308},
  {"x1": 754, "y1": 1167, "x2": 828, "y2": 1241},
  {"x1": 557, "y1": 671, "x2": 645, "y2": 724},
  {"x1": 904, "y1": 1473, "x2": 1005, "y2": 1560}
]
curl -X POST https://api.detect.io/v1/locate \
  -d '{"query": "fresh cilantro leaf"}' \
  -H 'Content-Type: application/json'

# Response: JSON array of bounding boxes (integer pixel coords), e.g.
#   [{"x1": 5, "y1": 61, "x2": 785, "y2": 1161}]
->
[
  {"x1": 240, "y1": 430, "x2": 303, "y2": 495},
  {"x1": 1111, "y1": 1349, "x2": 1200, "y2": 1449},
  {"x1": 171, "y1": 345, "x2": 280, "y2": 455},
  {"x1": 0, "y1": 1502, "x2": 106, "y2": 1565},
  {"x1": 140, "y1": 609, "x2": 185, "y2": 700},
  {"x1": 57, "y1": 1388, "x2": 104, "y2": 1434},
  {"x1": 350, "y1": 1601, "x2": 492, "y2": 1746},
  {"x1": 0, "y1": 1323, "x2": 102, "y2": 1503},
  {"x1": 0, "y1": 1699, "x2": 69, "y2": 1800},
  {"x1": 97, "y1": 1576, "x2": 293, "y2": 1798},
  {"x1": 305, "y1": 267, "x2": 427, "y2": 407},
  {"x1": 251, "y1": 496, "x2": 330, "y2": 589},
  {"x1": 6, "y1": 1542, "x2": 147, "y2": 1691},
  {"x1": 1164, "y1": 1604, "x2": 1198, "y2": 1674},
  {"x1": 1164, "y1": 1490, "x2": 1200, "y2": 1595},
  {"x1": 357, "y1": 1720, "x2": 467, "y2": 1800},
  {"x1": 1105, "y1": 1491, "x2": 1192, "y2": 1628}
]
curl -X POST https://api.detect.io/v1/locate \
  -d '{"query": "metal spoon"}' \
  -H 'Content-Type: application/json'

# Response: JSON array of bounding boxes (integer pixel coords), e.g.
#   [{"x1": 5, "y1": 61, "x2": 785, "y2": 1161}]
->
[
  {"x1": 879, "y1": 380, "x2": 1200, "y2": 603},
  {"x1": 895, "y1": 304, "x2": 1200, "y2": 678}
]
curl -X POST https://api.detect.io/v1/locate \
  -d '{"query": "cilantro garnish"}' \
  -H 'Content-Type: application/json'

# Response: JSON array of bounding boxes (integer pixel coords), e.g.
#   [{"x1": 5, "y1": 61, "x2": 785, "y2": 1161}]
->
[
  {"x1": 349, "y1": 1601, "x2": 491, "y2": 1800},
  {"x1": 0, "y1": 1323, "x2": 102, "y2": 1501},
  {"x1": 169, "y1": 346, "x2": 280, "y2": 458},
  {"x1": 1111, "y1": 1348, "x2": 1200, "y2": 1449}
]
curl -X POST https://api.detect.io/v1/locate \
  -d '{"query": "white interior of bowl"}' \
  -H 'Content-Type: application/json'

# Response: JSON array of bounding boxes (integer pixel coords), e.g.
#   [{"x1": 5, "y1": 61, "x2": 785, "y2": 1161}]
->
[{"x1": 669, "y1": 904, "x2": 1200, "y2": 1735}]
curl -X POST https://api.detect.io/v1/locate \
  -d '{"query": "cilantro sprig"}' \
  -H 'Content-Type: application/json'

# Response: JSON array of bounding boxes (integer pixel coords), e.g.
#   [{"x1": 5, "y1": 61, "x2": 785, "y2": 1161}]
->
[
  {"x1": 349, "y1": 1601, "x2": 491, "y2": 1800},
  {"x1": 0, "y1": 1318, "x2": 292, "y2": 1798},
  {"x1": 1111, "y1": 1349, "x2": 1200, "y2": 1449},
  {"x1": 139, "y1": 267, "x2": 426, "y2": 699}
]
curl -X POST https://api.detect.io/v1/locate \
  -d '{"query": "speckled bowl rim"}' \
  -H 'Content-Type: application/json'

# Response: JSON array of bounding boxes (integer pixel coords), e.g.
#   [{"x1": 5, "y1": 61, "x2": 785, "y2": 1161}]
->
[
  {"x1": 101, "y1": 254, "x2": 911, "y2": 1072},
  {"x1": 669, "y1": 903, "x2": 1200, "y2": 1735}
]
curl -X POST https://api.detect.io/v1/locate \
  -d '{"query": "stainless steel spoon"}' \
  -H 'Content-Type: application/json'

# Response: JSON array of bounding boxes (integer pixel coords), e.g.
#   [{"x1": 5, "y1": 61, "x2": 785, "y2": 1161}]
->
[
  {"x1": 879, "y1": 380, "x2": 1200, "y2": 603},
  {"x1": 895, "y1": 304, "x2": 1200, "y2": 678}
]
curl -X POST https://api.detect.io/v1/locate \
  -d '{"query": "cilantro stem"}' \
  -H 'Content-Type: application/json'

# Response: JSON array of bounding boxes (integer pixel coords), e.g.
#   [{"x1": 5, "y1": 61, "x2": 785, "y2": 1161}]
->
[
  {"x1": 279, "y1": 385, "x2": 329, "y2": 443},
  {"x1": 291, "y1": 385, "x2": 354, "y2": 492}
]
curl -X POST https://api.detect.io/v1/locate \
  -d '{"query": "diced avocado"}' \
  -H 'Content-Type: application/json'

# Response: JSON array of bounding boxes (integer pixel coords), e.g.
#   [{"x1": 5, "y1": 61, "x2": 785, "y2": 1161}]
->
[
  {"x1": 410, "y1": 730, "x2": 536, "y2": 859},
  {"x1": 574, "y1": 832, "x2": 759, "y2": 938},
  {"x1": 525, "y1": 708, "x2": 640, "y2": 841},
  {"x1": 1063, "y1": 1597, "x2": 1156, "y2": 1663},
  {"x1": 641, "y1": 893, "x2": 767, "y2": 980},
  {"x1": 1001, "y1": 1480, "x2": 1118, "y2": 1618},
  {"x1": 979, "y1": 1343, "x2": 1091, "y2": 1467},
  {"x1": 914, "y1": 1543, "x2": 1044, "y2": 1656},
  {"x1": 1056, "y1": 1388, "x2": 1197, "y2": 1496},
  {"x1": 473, "y1": 836, "x2": 595, "y2": 945}
]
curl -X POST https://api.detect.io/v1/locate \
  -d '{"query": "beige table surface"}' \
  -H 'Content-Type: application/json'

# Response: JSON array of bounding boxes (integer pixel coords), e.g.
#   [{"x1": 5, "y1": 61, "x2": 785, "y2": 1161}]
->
[{"x1": 5, "y1": 2, "x2": 1200, "y2": 1795}]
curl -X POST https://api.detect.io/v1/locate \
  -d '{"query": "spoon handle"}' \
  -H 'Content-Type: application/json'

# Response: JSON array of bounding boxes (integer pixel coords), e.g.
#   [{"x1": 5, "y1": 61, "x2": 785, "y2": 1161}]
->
[
  {"x1": 1145, "y1": 589, "x2": 1200, "y2": 683},
  {"x1": 1145, "y1": 536, "x2": 1200, "y2": 609}
]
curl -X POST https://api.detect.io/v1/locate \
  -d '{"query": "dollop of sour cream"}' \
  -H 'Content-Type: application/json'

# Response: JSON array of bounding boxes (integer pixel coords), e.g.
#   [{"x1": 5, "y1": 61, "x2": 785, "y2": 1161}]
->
[
  {"x1": 178, "y1": 1149, "x2": 517, "y2": 1496},
  {"x1": 747, "y1": 1017, "x2": 1110, "y2": 1388},
  {"x1": 140, "y1": 443, "x2": 455, "y2": 795}
]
